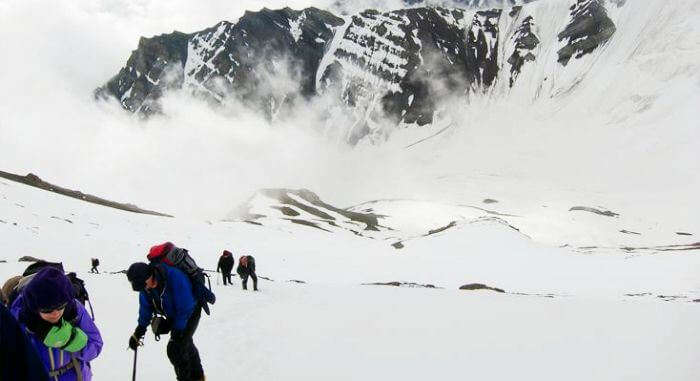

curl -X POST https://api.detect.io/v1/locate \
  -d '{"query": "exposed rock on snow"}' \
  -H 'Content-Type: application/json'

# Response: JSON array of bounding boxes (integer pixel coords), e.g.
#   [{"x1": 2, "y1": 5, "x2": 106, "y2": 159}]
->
[
  {"x1": 50, "y1": 216, "x2": 74, "y2": 224},
  {"x1": 0, "y1": 170, "x2": 172, "y2": 217},
  {"x1": 426, "y1": 221, "x2": 457, "y2": 235},
  {"x1": 621, "y1": 242, "x2": 700, "y2": 253},
  {"x1": 569, "y1": 206, "x2": 619, "y2": 217},
  {"x1": 557, "y1": 0, "x2": 616, "y2": 65},
  {"x1": 657, "y1": 295, "x2": 688, "y2": 302},
  {"x1": 233, "y1": 188, "x2": 385, "y2": 234},
  {"x1": 619, "y1": 230, "x2": 640, "y2": 235},
  {"x1": 459, "y1": 283, "x2": 506, "y2": 293},
  {"x1": 363, "y1": 281, "x2": 439, "y2": 288}
]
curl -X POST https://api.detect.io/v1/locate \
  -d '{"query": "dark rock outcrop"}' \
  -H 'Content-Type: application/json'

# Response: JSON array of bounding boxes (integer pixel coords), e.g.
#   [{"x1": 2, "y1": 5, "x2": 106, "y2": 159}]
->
[
  {"x1": 0, "y1": 170, "x2": 172, "y2": 217},
  {"x1": 97, "y1": 8, "x2": 342, "y2": 119},
  {"x1": 507, "y1": 15, "x2": 539, "y2": 87},
  {"x1": 363, "y1": 281, "x2": 438, "y2": 288},
  {"x1": 619, "y1": 229, "x2": 641, "y2": 235},
  {"x1": 95, "y1": 32, "x2": 189, "y2": 115},
  {"x1": 459, "y1": 283, "x2": 505, "y2": 293},
  {"x1": 557, "y1": 0, "x2": 616, "y2": 65},
  {"x1": 244, "y1": 188, "x2": 382, "y2": 231},
  {"x1": 569, "y1": 206, "x2": 619, "y2": 217},
  {"x1": 426, "y1": 221, "x2": 457, "y2": 236}
]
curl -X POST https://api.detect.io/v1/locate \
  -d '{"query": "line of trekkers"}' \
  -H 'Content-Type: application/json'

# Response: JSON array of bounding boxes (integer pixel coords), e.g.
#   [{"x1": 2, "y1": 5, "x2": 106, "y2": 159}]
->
[{"x1": 0, "y1": 242, "x2": 258, "y2": 380}]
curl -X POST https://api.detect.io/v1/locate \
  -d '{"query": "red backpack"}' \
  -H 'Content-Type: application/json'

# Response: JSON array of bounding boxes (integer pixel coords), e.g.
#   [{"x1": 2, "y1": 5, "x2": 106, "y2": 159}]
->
[{"x1": 147, "y1": 242, "x2": 216, "y2": 314}]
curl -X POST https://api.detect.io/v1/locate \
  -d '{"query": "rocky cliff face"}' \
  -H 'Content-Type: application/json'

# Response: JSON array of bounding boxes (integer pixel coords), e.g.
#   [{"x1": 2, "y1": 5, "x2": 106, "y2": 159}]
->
[{"x1": 96, "y1": 0, "x2": 619, "y2": 142}]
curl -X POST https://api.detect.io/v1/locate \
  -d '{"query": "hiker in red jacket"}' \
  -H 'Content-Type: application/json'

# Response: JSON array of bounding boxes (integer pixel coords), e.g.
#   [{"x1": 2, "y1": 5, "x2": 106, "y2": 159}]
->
[{"x1": 236, "y1": 255, "x2": 258, "y2": 291}]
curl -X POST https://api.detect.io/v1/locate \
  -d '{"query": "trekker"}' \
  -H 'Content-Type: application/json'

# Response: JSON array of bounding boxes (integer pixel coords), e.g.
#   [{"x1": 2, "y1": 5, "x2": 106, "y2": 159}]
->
[
  {"x1": 1, "y1": 274, "x2": 21, "y2": 306},
  {"x1": 89, "y1": 258, "x2": 99, "y2": 274},
  {"x1": 1, "y1": 303, "x2": 50, "y2": 381},
  {"x1": 216, "y1": 250, "x2": 235, "y2": 286},
  {"x1": 10, "y1": 267, "x2": 103, "y2": 380},
  {"x1": 236, "y1": 255, "x2": 258, "y2": 291},
  {"x1": 126, "y1": 262, "x2": 205, "y2": 381}
]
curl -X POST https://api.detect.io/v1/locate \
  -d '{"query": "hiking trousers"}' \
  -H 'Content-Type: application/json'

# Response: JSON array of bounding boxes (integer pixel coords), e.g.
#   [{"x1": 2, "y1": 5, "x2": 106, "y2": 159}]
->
[
  {"x1": 221, "y1": 271, "x2": 232, "y2": 285},
  {"x1": 240, "y1": 272, "x2": 258, "y2": 291},
  {"x1": 167, "y1": 306, "x2": 204, "y2": 380}
]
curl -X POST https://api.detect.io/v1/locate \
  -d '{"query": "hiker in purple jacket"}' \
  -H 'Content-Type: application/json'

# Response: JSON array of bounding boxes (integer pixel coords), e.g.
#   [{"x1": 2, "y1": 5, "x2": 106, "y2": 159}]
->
[{"x1": 10, "y1": 267, "x2": 103, "y2": 381}]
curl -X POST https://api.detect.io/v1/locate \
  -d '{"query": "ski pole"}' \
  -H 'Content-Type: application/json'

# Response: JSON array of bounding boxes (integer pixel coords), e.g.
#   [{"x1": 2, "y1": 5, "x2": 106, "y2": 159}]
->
[{"x1": 132, "y1": 347, "x2": 138, "y2": 381}]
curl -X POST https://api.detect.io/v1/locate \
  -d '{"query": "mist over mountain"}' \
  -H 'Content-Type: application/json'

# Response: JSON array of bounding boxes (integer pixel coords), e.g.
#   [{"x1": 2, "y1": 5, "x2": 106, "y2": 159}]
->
[
  {"x1": 96, "y1": 0, "x2": 619, "y2": 144},
  {"x1": 2, "y1": 0, "x2": 698, "y2": 220}
]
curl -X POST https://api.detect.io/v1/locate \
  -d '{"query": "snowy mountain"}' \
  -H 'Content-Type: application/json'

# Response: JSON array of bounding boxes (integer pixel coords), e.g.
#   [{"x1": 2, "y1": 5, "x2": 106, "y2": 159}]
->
[
  {"x1": 95, "y1": 0, "x2": 620, "y2": 142},
  {"x1": 231, "y1": 188, "x2": 386, "y2": 235}
]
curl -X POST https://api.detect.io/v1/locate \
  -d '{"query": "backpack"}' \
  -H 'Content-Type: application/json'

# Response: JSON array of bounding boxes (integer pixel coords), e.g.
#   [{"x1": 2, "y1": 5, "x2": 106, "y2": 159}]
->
[
  {"x1": 6, "y1": 261, "x2": 95, "y2": 320},
  {"x1": 66, "y1": 272, "x2": 90, "y2": 305},
  {"x1": 147, "y1": 242, "x2": 216, "y2": 314}
]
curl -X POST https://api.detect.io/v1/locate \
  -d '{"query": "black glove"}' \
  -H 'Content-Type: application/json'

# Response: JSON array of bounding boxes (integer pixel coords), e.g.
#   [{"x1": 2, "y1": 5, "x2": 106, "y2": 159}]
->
[{"x1": 128, "y1": 326, "x2": 146, "y2": 350}]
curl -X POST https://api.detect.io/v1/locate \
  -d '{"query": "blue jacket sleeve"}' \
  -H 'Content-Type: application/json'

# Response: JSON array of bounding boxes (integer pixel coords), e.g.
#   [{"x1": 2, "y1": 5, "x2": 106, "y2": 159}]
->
[
  {"x1": 137, "y1": 292, "x2": 153, "y2": 328},
  {"x1": 168, "y1": 268, "x2": 195, "y2": 331}
]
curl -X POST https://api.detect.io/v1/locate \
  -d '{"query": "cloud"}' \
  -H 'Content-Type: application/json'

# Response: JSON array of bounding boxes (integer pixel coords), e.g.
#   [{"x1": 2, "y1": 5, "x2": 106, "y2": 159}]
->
[{"x1": 0, "y1": 0, "x2": 698, "y2": 221}]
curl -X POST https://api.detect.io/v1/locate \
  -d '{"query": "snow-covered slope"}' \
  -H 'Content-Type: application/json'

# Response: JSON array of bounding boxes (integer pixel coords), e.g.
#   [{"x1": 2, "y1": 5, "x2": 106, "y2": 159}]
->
[{"x1": 2, "y1": 167, "x2": 700, "y2": 380}]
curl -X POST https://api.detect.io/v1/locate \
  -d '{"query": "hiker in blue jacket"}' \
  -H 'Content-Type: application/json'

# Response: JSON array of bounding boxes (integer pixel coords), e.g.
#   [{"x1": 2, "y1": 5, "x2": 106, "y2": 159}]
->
[{"x1": 126, "y1": 262, "x2": 205, "y2": 381}]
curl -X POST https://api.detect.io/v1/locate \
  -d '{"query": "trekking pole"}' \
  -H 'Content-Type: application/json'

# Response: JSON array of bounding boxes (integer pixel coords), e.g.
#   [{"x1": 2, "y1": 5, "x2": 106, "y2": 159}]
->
[{"x1": 132, "y1": 347, "x2": 138, "y2": 381}]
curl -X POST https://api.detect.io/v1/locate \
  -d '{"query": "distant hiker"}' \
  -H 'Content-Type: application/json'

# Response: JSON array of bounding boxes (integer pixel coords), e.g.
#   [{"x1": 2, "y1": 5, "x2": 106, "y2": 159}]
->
[
  {"x1": 237, "y1": 255, "x2": 258, "y2": 291},
  {"x1": 216, "y1": 250, "x2": 235, "y2": 286},
  {"x1": 90, "y1": 258, "x2": 99, "y2": 274},
  {"x1": 10, "y1": 267, "x2": 103, "y2": 380},
  {"x1": 126, "y1": 261, "x2": 206, "y2": 381},
  {"x1": 1, "y1": 303, "x2": 50, "y2": 381}
]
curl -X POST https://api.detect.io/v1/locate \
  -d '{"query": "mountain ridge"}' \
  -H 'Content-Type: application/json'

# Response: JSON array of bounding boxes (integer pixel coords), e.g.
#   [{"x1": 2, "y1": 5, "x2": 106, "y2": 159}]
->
[{"x1": 96, "y1": 0, "x2": 619, "y2": 143}]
